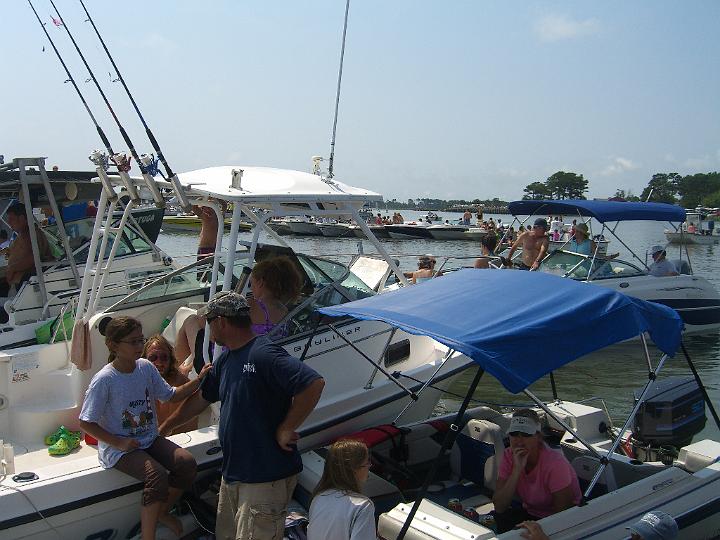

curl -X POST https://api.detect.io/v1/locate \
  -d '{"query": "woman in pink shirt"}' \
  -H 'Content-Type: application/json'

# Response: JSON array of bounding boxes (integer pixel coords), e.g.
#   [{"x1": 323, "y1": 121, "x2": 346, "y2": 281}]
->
[{"x1": 492, "y1": 409, "x2": 581, "y2": 533}]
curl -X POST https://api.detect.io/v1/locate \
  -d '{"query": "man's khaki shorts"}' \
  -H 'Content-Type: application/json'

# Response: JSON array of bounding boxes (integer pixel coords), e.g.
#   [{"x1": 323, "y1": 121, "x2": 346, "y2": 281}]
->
[{"x1": 216, "y1": 474, "x2": 297, "y2": 540}]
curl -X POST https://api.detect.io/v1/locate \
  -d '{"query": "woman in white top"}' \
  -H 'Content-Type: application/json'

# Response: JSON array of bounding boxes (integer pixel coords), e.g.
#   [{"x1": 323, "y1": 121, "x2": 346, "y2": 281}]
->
[{"x1": 308, "y1": 439, "x2": 376, "y2": 540}]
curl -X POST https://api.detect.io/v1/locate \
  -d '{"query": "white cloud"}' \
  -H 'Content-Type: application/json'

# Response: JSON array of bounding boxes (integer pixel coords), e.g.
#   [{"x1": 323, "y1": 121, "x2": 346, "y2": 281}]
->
[
  {"x1": 598, "y1": 156, "x2": 639, "y2": 176},
  {"x1": 534, "y1": 15, "x2": 600, "y2": 43}
]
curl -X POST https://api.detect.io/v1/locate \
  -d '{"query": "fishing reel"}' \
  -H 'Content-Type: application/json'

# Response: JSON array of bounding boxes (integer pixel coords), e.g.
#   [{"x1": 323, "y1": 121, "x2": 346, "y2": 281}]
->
[
  {"x1": 139, "y1": 153, "x2": 161, "y2": 177},
  {"x1": 88, "y1": 149, "x2": 110, "y2": 171},
  {"x1": 112, "y1": 152, "x2": 132, "y2": 173}
]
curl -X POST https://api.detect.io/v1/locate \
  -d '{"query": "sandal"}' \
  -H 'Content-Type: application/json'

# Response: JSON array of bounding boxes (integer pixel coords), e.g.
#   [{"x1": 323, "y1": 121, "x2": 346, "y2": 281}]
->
[
  {"x1": 48, "y1": 432, "x2": 81, "y2": 456},
  {"x1": 44, "y1": 425, "x2": 82, "y2": 446}
]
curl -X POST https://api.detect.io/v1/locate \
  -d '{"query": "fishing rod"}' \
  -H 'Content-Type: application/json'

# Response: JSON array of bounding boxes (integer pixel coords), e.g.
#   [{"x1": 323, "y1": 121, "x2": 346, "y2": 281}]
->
[
  {"x1": 327, "y1": 0, "x2": 351, "y2": 179},
  {"x1": 27, "y1": 0, "x2": 120, "y2": 172},
  {"x1": 78, "y1": 0, "x2": 191, "y2": 210},
  {"x1": 49, "y1": 0, "x2": 166, "y2": 208}
]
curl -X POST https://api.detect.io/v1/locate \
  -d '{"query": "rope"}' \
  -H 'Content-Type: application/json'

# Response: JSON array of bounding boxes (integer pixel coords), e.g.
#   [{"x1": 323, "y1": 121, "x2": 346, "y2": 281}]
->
[{"x1": 0, "y1": 474, "x2": 64, "y2": 539}]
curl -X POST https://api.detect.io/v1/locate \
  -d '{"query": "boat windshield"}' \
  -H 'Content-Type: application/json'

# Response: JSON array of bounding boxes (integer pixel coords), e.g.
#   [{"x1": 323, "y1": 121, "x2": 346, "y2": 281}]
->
[
  {"x1": 541, "y1": 250, "x2": 646, "y2": 280},
  {"x1": 110, "y1": 250, "x2": 375, "y2": 335}
]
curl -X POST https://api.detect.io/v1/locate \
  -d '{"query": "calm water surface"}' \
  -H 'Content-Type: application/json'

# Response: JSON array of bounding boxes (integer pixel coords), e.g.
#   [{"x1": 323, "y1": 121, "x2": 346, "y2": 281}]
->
[{"x1": 156, "y1": 210, "x2": 720, "y2": 441}]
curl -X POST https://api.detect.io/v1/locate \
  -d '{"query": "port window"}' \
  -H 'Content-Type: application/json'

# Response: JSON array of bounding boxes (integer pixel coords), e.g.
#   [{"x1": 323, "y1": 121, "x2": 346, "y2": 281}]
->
[{"x1": 385, "y1": 339, "x2": 410, "y2": 367}]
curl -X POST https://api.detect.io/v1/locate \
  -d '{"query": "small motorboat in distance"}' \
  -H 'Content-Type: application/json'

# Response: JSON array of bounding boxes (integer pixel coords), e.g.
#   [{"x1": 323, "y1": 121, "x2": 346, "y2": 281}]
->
[
  {"x1": 665, "y1": 207, "x2": 719, "y2": 244},
  {"x1": 386, "y1": 221, "x2": 434, "y2": 240}
]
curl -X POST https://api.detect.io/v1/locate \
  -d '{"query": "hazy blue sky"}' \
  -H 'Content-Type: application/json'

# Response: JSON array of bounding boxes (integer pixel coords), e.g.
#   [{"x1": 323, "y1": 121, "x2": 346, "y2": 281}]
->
[{"x1": 2, "y1": 1, "x2": 718, "y2": 202}]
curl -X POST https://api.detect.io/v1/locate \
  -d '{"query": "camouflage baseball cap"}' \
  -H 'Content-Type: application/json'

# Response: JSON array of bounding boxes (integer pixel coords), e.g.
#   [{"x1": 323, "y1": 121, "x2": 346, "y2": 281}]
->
[{"x1": 199, "y1": 291, "x2": 250, "y2": 319}]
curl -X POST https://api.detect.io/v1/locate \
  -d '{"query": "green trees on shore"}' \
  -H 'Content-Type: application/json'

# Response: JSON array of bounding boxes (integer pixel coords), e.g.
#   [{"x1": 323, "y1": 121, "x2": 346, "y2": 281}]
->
[
  {"x1": 522, "y1": 172, "x2": 588, "y2": 200},
  {"x1": 641, "y1": 172, "x2": 720, "y2": 207},
  {"x1": 521, "y1": 170, "x2": 720, "y2": 207}
]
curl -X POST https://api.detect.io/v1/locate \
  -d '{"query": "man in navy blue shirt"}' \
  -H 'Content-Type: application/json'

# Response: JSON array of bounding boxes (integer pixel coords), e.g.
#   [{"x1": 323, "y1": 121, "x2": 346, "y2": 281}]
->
[{"x1": 160, "y1": 291, "x2": 324, "y2": 539}]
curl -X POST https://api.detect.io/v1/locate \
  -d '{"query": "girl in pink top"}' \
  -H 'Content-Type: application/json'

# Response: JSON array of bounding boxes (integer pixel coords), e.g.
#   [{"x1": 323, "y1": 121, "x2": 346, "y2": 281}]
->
[{"x1": 492, "y1": 409, "x2": 581, "y2": 533}]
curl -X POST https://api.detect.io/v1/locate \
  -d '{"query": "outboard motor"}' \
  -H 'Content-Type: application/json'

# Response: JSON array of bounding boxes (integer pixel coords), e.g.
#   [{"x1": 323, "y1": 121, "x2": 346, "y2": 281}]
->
[{"x1": 631, "y1": 376, "x2": 706, "y2": 462}]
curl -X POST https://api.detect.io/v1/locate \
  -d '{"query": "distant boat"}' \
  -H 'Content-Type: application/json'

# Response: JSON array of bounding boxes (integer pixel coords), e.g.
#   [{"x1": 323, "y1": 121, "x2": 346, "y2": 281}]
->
[
  {"x1": 386, "y1": 222, "x2": 433, "y2": 239},
  {"x1": 317, "y1": 222, "x2": 354, "y2": 237},
  {"x1": 286, "y1": 217, "x2": 322, "y2": 236},
  {"x1": 162, "y1": 214, "x2": 252, "y2": 232},
  {"x1": 427, "y1": 223, "x2": 470, "y2": 240}
]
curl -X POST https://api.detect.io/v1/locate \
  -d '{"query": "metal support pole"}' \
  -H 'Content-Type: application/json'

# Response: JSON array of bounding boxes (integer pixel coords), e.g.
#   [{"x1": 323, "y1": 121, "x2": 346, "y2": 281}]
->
[
  {"x1": 37, "y1": 161, "x2": 80, "y2": 285},
  {"x1": 681, "y1": 343, "x2": 720, "y2": 430},
  {"x1": 364, "y1": 327, "x2": 396, "y2": 389},
  {"x1": 397, "y1": 366, "x2": 485, "y2": 540},
  {"x1": 16, "y1": 159, "x2": 49, "y2": 317},
  {"x1": 392, "y1": 349, "x2": 454, "y2": 424},
  {"x1": 583, "y1": 354, "x2": 668, "y2": 500},
  {"x1": 327, "y1": 323, "x2": 416, "y2": 398}
]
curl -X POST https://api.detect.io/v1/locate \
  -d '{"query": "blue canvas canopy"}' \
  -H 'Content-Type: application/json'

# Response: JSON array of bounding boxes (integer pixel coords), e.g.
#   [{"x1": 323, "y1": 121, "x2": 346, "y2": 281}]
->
[
  {"x1": 318, "y1": 270, "x2": 683, "y2": 393},
  {"x1": 508, "y1": 200, "x2": 686, "y2": 223}
]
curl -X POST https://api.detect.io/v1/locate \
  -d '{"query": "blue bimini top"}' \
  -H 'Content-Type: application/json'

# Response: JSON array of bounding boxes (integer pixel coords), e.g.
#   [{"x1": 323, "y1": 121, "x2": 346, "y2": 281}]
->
[
  {"x1": 508, "y1": 200, "x2": 686, "y2": 224},
  {"x1": 318, "y1": 269, "x2": 683, "y2": 393}
]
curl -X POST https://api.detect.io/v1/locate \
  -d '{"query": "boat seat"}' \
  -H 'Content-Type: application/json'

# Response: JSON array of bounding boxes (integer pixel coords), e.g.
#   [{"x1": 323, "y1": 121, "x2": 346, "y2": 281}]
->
[
  {"x1": 465, "y1": 406, "x2": 511, "y2": 433},
  {"x1": 161, "y1": 306, "x2": 199, "y2": 347},
  {"x1": 449, "y1": 419, "x2": 505, "y2": 492},
  {"x1": 671, "y1": 259, "x2": 692, "y2": 275},
  {"x1": 570, "y1": 455, "x2": 618, "y2": 499}
]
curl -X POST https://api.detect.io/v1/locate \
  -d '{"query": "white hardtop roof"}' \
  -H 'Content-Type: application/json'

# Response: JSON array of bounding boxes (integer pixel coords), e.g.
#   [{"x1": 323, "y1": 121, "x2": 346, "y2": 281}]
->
[{"x1": 154, "y1": 166, "x2": 382, "y2": 209}]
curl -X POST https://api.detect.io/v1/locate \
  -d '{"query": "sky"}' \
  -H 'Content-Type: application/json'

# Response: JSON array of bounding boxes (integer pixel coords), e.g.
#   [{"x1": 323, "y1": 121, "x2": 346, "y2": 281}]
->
[{"x1": 2, "y1": 1, "x2": 719, "y2": 202}]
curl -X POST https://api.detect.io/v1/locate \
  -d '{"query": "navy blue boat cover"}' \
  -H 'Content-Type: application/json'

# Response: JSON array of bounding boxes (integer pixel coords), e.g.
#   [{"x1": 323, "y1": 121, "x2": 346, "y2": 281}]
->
[
  {"x1": 318, "y1": 270, "x2": 683, "y2": 393},
  {"x1": 508, "y1": 200, "x2": 685, "y2": 223}
]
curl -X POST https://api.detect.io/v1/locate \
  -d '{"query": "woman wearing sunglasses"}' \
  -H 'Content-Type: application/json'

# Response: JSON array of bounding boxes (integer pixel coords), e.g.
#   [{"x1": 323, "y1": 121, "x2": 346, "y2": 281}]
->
[
  {"x1": 492, "y1": 409, "x2": 581, "y2": 533},
  {"x1": 144, "y1": 335, "x2": 199, "y2": 436}
]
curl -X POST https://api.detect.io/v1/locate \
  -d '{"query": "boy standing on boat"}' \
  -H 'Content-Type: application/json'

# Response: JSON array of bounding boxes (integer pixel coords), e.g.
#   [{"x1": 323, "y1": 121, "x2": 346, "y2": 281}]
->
[
  {"x1": 506, "y1": 218, "x2": 550, "y2": 270},
  {"x1": 160, "y1": 291, "x2": 325, "y2": 539}
]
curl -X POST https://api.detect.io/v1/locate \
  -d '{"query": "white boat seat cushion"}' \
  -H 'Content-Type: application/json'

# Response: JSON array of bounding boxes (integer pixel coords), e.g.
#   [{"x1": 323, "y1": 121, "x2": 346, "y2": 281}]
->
[
  {"x1": 161, "y1": 306, "x2": 198, "y2": 347},
  {"x1": 449, "y1": 419, "x2": 505, "y2": 491}
]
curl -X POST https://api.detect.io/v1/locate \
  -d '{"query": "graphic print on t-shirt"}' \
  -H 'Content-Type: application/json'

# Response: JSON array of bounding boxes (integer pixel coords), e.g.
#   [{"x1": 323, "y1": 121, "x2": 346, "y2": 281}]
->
[{"x1": 120, "y1": 388, "x2": 155, "y2": 436}]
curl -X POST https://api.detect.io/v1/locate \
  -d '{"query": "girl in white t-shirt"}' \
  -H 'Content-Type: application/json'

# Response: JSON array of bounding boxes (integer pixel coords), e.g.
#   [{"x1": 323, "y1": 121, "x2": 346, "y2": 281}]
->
[{"x1": 308, "y1": 439, "x2": 376, "y2": 540}]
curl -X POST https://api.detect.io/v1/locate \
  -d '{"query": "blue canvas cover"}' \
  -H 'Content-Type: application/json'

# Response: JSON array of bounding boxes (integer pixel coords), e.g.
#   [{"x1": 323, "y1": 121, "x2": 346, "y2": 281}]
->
[
  {"x1": 508, "y1": 200, "x2": 685, "y2": 223},
  {"x1": 318, "y1": 270, "x2": 683, "y2": 393}
]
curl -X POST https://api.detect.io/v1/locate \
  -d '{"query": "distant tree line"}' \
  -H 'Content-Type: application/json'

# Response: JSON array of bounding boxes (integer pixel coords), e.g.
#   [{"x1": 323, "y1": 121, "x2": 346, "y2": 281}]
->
[
  {"x1": 384, "y1": 197, "x2": 508, "y2": 211},
  {"x1": 522, "y1": 170, "x2": 720, "y2": 208},
  {"x1": 640, "y1": 172, "x2": 720, "y2": 207}
]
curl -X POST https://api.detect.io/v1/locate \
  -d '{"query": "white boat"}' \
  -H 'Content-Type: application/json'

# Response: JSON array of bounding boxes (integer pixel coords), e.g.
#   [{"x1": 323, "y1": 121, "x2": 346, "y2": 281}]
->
[
  {"x1": 665, "y1": 207, "x2": 719, "y2": 244},
  {"x1": 286, "y1": 217, "x2": 323, "y2": 236},
  {"x1": 267, "y1": 218, "x2": 293, "y2": 235},
  {"x1": 509, "y1": 200, "x2": 720, "y2": 334},
  {"x1": 463, "y1": 227, "x2": 489, "y2": 241},
  {"x1": 317, "y1": 222, "x2": 355, "y2": 237},
  {"x1": 427, "y1": 224, "x2": 470, "y2": 240},
  {"x1": 303, "y1": 270, "x2": 720, "y2": 539},
  {"x1": 0, "y1": 165, "x2": 475, "y2": 539}
]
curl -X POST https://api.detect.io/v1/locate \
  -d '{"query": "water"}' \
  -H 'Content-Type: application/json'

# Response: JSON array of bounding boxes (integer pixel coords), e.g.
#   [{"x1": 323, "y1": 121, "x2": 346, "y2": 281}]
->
[{"x1": 155, "y1": 209, "x2": 720, "y2": 441}]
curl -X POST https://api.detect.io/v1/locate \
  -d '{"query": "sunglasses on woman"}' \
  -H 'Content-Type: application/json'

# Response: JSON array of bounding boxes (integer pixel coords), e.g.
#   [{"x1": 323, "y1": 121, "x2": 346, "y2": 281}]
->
[{"x1": 508, "y1": 431, "x2": 534, "y2": 438}]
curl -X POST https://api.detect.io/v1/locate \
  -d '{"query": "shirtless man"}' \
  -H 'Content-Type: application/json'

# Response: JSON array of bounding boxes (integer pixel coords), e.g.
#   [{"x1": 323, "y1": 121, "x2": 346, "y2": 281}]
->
[
  {"x1": 2, "y1": 203, "x2": 53, "y2": 291},
  {"x1": 507, "y1": 218, "x2": 549, "y2": 270}
]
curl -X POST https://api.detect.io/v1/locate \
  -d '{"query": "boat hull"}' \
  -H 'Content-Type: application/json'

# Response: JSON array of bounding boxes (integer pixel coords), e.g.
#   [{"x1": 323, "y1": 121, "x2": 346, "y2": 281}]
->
[
  {"x1": 665, "y1": 231, "x2": 719, "y2": 244},
  {"x1": 287, "y1": 221, "x2": 322, "y2": 236},
  {"x1": 593, "y1": 274, "x2": 720, "y2": 333},
  {"x1": 317, "y1": 223, "x2": 354, "y2": 237},
  {"x1": 386, "y1": 225, "x2": 433, "y2": 239},
  {"x1": 427, "y1": 226, "x2": 470, "y2": 240}
]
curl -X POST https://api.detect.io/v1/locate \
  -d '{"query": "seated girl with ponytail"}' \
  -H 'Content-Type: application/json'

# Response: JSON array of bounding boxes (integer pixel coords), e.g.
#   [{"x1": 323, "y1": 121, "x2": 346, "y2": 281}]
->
[{"x1": 79, "y1": 316, "x2": 210, "y2": 540}]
